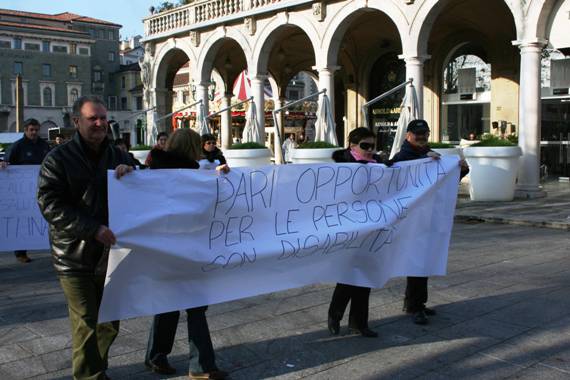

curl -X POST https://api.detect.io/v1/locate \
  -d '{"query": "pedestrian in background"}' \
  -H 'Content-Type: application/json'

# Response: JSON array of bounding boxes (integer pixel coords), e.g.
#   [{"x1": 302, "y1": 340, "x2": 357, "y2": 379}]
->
[
  {"x1": 145, "y1": 131, "x2": 168, "y2": 166},
  {"x1": 390, "y1": 119, "x2": 469, "y2": 325},
  {"x1": 327, "y1": 127, "x2": 386, "y2": 338},
  {"x1": 2, "y1": 118, "x2": 50, "y2": 263},
  {"x1": 37, "y1": 96, "x2": 136, "y2": 380}
]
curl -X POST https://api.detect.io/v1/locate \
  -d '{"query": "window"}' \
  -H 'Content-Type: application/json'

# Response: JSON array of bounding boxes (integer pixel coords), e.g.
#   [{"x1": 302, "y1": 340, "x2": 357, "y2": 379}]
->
[
  {"x1": 43, "y1": 87, "x2": 53, "y2": 107},
  {"x1": 69, "y1": 65, "x2": 78, "y2": 79},
  {"x1": 14, "y1": 38, "x2": 22, "y2": 49},
  {"x1": 94, "y1": 70, "x2": 102, "y2": 82},
  {"x1": 53, "y1": 45, "x2": 68, "y2": 54},
  {"x1": 70, "y1": 88, "x2": 79, "y2": 104},
  {"x1": 108, "y1": 52, "x2": 115, "y2": 62},
  {"x1": 78, "y1": 47, "x2": 89, "y2": 56},
  {"x1": 42, "y1": 64, "x2": 51, "y2": 78},
  {"x1": 14, "y1": 62, "x2": 23, "y2": 75},
  {"x1": 108, "y1": 30, "x2": 114, "y2": 40},
  {"x1": 70, "y1": 44, "x2": 77, "y2": 55},
  {"x1": 24, "y1": 43, "x2": 40, "y2": 51},
  {"x1": 42, "y1": 41, "x2": 50, "y2": 52},
  {"x1": 136, "y1": 96, "x2": 143, "y2": 110},
  {"x1": 98, "y1": 30, "x2": 105, "y2": 39},
  {"x1": 0, "y1": 40, "x2": 11, "y2": 49},
  {"x1": 89, "y1": 29, "x2": 96, "y2": 38},
  {"x1": 121, "y1": 76, "x2": 126, "y2": 89},
  {"x1": 108, "y1": 96, "x2": 117, "y2": 111},
  {"x1": 121, "y1": 97, "x2": 127, "y2": 111}
]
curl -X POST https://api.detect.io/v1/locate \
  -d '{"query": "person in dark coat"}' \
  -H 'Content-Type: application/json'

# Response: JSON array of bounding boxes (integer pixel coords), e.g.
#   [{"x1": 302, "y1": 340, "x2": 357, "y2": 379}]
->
[
  {"x1": 327, "y1": 127, "x2": 386, "y2": 338},
  {"x1": 199, "y1": 133, "x2": 226, "y2": 170},
  {"x1": 390, "y1": 119, "x2": 469, "y2": 325},
  {"x1": 37, "y1": 96, "x2": 136, "y2": 379},
  {"x1": 3, "y1": 118, "x2": 50, "y2": 263},
  {"x1": 145, "y1": 131, "x2": 168, "y2": 167},
  {"x1": 143, "y1": 128, "x2": 229, "y2": 380}
]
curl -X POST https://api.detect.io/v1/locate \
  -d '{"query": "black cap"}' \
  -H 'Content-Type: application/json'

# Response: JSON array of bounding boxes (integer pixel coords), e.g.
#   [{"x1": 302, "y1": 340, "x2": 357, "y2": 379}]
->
[{"x1": 407, "y1": 119, "x2": 430, "y2": 134}]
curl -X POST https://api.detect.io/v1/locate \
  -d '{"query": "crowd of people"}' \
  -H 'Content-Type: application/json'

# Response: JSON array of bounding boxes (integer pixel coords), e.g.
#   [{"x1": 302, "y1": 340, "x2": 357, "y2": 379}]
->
[{"x1": 0, "y1": 95, "x2": 469, "y2": 380}]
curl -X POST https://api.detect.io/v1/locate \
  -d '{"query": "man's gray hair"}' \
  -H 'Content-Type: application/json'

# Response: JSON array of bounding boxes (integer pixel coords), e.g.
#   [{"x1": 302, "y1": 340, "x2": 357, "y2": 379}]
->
[{"x1": 72, "y1": 96, "x2": 107, "y2": 118}]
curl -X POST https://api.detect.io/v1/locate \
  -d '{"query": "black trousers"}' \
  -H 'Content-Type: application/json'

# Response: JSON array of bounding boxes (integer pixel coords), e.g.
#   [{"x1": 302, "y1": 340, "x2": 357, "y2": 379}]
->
[
  {"x1": 14, "y1": 250, "x2": 27, "y2": 258},
  {"x1": 404, "y1": 276, "x2": 428, "y2": 312},
  {"x1": 146, "y1": 306, "x2": 217, "y2": 373},
  {"x1": 328, "y1": 283, "x2": 371, "y2": 329}
]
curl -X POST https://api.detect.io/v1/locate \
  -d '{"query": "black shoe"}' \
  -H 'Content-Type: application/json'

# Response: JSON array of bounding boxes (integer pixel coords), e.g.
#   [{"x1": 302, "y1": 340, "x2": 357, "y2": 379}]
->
[
  {"x1": 327, "y1": 316, "x2": 340, "y2": 335},
  {"x1": 423, "y1": 307, "x2": 436, "y2": 316},
  {"x1": 412, "y1": 310, "x2": 428, "y2": 325},
  {"x1": 348, "y1": 327, "x2": 378, "y2": 338},
  {"x1": 145, "y1": 357, "x2": 177, "y2": 375}
]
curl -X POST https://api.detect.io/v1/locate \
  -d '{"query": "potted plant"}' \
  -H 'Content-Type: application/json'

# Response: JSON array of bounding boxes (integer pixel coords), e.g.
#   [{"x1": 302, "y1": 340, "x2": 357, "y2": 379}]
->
[
  {"x1": 463, "y1": 134, "x2": 522, "y2": 201},
  {"x1": 224, "y1": 142, "x2": 272, "y2": 168},
  {"x1": 289, "y1": 141, "x2": 340, "y2": 164},
  {"x1": 429, "y1": 142, "x2": 463, "y2": 157},
  {"x1": 130, "y1": 144, "x2": 152, "y2": 163}
]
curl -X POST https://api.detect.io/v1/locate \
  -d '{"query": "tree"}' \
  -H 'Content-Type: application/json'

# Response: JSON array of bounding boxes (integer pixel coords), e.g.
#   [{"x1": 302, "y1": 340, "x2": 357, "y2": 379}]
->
[{"x1": 151, "y1": 0, "x2": 195, "y2": 14}]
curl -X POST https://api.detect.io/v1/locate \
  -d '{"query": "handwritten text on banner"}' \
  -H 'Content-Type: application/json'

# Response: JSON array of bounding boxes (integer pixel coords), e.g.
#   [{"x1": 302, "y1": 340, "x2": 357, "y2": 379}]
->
[
  {"x1": 100, "y1": 157, "x2": 460, "y2": 322},
  {"x1": 0, "y1": 165, "x2": 49, "y2": 252}
]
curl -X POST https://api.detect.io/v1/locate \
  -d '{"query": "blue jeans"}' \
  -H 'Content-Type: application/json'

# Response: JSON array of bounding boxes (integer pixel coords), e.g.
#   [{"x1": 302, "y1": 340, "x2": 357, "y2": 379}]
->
[{"x1": 146, "y1": 306, "x2": 217, "y2": 373}]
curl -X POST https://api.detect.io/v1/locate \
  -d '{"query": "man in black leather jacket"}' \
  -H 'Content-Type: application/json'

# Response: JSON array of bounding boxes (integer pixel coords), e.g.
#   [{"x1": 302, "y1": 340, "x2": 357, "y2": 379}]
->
[
  {"x1": 391, "y1": 119, "x2": 469, "y2": 326},
  {"x1": 37, "y1": 96, "x2": 135, "y2": 380}
]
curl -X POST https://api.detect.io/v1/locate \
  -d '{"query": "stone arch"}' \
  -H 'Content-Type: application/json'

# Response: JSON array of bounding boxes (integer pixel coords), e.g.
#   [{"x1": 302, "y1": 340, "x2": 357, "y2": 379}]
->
[
  {"x1": 530, "y1": 0, "x2": 563, "y2": 42},
  {"x1": 152, "y1": 38, "x2": 196, "y2": 90},
  {"x1": 196, "y1": 27, "x2": 252, "y2": 84},
  {"x1": 321, "y1": 0, "x2": 407, "y2": 68},
  {"x1": 410, "y1": 0, "x2": 523, "y2": 57},
  {"x1": 251, "y1": 13, "x2": 321, "y2": 75}
]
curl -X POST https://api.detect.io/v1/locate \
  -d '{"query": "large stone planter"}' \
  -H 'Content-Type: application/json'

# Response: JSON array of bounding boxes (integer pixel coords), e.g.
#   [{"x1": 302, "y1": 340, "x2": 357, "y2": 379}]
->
[
  {"x1": 225, "y1": 148, "x2": 272, "y2": 168},
  {"x1": 463, "y1": 146, "x2": 522, "y2": 201},
  {"x1": 289, "y1": 148, "x2": 339, "y2": 164},
  {"x1": 131, "y1": 150, "x2": 150, "y2": 163},
  {"x1": 432, "y1": 147, "x2": 463, "y2": 158}
]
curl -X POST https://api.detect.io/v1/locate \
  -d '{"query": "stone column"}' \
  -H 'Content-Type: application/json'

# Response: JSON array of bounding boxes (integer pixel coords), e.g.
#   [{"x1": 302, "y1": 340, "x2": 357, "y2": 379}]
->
[
  {"x1": 400, "y1": 55, "x2": 428, "y2": 119},
  {"x1": 220, "y1": 92, "x2": 232, "y2": 149},
  {"x1": 317, "y1": 67, "x2": 338, "y2": 118},
  {"x1": 249, "y1": 75, "x2": 267, "y2": 144},
  {"x1": 196, "y1": 81, "x2": 210, "y2": 117},
  {"x1": 515, "y1": 40, "x2": 547, "y2": 198}
]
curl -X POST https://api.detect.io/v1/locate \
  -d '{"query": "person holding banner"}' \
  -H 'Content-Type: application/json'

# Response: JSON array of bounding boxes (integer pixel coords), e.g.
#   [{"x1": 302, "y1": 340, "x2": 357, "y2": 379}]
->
[
  {"x1": 198, "y1": 133, "x2": 226, "y2": 170},
  {"x1": 143, "y1": 128, "x2": 229, "y2": 379},
  {"x1": 37, "y1": 96, "x2": 137, "y2": 380},
  {"x1": 390, "y1": 119, "x2": 469, "y2": 325},
  {"x1": 2, "y1": 118, "x2": 51, "y2": 263},
  {"x1": 327, "y1": 127, "x2": 386, "y2": 338}
]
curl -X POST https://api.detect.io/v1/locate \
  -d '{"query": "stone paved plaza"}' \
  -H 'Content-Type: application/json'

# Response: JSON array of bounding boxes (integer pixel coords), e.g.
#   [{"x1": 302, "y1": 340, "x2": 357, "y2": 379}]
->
[{"x1": 1, "y1": 220, "x2": 570, "y2": 379}]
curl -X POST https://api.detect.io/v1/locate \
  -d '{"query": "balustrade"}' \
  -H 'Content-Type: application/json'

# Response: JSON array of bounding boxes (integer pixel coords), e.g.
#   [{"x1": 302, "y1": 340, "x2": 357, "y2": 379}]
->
[{"x1": 144, "y1": 0, "x2": 294, "y2": 37}]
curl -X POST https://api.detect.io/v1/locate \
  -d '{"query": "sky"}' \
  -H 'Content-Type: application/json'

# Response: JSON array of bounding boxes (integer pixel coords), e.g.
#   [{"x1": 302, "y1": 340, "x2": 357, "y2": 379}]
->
[{"x1": 0, "y1": 0, "x2": 158, "y2": 38}]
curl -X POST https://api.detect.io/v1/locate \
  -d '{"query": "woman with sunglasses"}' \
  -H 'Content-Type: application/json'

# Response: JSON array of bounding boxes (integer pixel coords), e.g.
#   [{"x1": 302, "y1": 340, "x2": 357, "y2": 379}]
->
[
  {"x1": 327, "y1": 127, "x2": 386, "y2": 338},
  {"x1": 199, "y1": 133, "x2": 227, "y2": 170}
]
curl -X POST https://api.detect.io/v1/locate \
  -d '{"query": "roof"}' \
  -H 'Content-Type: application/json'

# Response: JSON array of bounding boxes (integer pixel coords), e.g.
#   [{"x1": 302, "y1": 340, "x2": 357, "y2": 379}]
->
[
  {"x1": 0, "y1": 8, "x2": 121, "y2": 28},
  {"x1": 173, "y1": 73, "x2": 189, "y2": 87},
  {"x1": 0, "y1": 20, "x2": 89, "y2": 37},
  {"x1": 118, "y1": 63, "x2": 141, "y2": 72}
]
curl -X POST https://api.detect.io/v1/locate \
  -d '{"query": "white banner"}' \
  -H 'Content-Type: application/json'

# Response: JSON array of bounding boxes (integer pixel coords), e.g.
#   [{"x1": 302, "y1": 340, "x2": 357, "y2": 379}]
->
[
  {"x1": 0, "y1": 165, "x2": 50, "y2": 252},
  {"x1": 100, "y1": 157, "x2": 460, "y2": 322}
]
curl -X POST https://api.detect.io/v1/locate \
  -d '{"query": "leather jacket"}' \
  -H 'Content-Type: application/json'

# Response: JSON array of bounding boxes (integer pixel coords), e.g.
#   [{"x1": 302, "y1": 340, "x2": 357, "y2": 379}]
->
[{"x1": 37, "y1": 133, "x2": 136, "y2": 276}]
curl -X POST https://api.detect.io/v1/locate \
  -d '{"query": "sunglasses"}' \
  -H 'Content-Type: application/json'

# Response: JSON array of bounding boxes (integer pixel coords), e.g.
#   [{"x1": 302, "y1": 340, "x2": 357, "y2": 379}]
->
[
  {"x1": 205, "y1": 141, "x2": 217, "y2": 146},
  {"x1": 359, "y1": 142, "x2": 375, "y2": 151}
]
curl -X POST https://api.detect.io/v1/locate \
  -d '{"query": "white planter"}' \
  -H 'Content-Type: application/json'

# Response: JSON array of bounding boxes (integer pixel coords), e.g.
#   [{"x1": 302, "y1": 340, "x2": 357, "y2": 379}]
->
[
  {"x1": 131, "y1": 150, "x2": 150, "y2": 163},
  {"x1": 463, "y1": 146, "x2": 522, "y2": 201},
  {"x1": 432, "y1": 147, "x2": 463, "y2": 158},
  {"x1": 225, "y1": 148, "x2": 272, "y2": 168},
  {"x1": 290, "y1": 148, "x2": 339, "y2": 164}
]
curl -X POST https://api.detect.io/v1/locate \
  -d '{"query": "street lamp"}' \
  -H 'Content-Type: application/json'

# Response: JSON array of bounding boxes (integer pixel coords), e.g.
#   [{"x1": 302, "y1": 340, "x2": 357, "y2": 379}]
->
[{"x1": 190, "y1": 78, "x2": 216, "y2": 101}]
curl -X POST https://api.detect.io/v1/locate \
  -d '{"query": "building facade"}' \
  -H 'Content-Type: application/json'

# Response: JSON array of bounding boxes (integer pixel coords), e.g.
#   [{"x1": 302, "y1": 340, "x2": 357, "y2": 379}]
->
[{"x1": 0, "y1": 9, "x2": 121, "y2": 137}]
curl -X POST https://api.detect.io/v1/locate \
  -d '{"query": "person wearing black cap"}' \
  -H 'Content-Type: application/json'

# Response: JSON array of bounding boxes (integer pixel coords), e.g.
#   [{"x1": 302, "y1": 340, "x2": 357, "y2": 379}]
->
[{"x1": 390, "y1": 119, "x2": 469, "y2": 325}]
